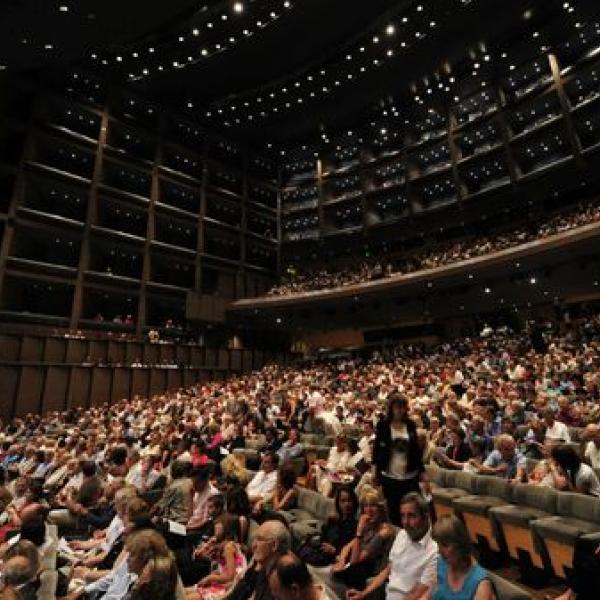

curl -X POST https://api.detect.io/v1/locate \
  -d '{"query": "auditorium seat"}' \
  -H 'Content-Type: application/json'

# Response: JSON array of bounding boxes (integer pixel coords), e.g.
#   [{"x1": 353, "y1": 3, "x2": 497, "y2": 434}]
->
[
  {"x1": 431, "y1": 470, "x2": 477, "y2": 520},
  {"x1": 286, "y1": 486, "x2": 335, "y2": 543},
  {"x1": 531, "y1": 492, "x2": 600, "y2": 578},
  {"x1": 490, "y1": 484, "x2": 558, "y2": 571},
  {"x1": 452, "y1": 476, "x2": 513, "y2": 553}
]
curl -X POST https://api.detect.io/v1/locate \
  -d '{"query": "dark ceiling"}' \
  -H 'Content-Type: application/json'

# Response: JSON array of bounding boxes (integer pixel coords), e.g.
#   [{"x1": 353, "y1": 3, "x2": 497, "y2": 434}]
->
[{"x1": 1, "y1": 0, "x2": 599, "y2": 149}]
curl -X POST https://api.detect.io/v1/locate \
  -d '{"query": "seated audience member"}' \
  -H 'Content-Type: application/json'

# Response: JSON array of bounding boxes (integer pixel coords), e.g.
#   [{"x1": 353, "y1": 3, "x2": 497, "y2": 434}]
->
[
  {"x1": 269, "y1": 552, "x2": 338, "y2": 600},
  {"x1": 325, "y1": 487, "x2": 395, "y2": 591},
  {"x1": 2, "y1": 540, "x2": 42, "y2": 600},
  {"x1": 125, "y1": 529, "x2": 179, "y2": 600},
  {"x1": 226, "y1": 487, "x2": 252, "y2": 545},
  {"x1": 228, "y1": 519, "x2": 291, "y2": 600},
  {"x1": 308, "y1": 487, "x2": 359, "y2": 566},
  {"x1": 151, "y1": 460, "x2": 193, "y2": 525},
  {"x1": 277, "y1": 429, "x2": 304, "y2": 464},
  {"x1": 186, "y1": 513, "x2": 247, "y2": 599},
  {"x1": 474, "y1": 434, "x2": 525, "y2": 479},
  {"x1": 187, "y1": 468, "x2": 219, "y2": 530},
  {"x1": 430, "y1": 515, "x2": 495, "y2": 600},
  {"x1": 310, "y1": 434, "x2": 352, "y2": 497},
  {"x1": 543, "y1": 408, "x2": 571, "y2": 443},
  {"x1": 272, "y1": 465, "x2": 298, "y2": 512},
  {"x1": 126, "y1": 453, "x2": 161, "y2": 492},
  {"x1": 582, "y1": 423, "x2": 600, "y2": 469},
  {"x1": 246, "y1": 452, "x2": 279, "y2": 513},
  {"x1": 346, "y1": 492, "x2": 437, "y2": 600},
  {"x1": 547, "y1": 444, "x2": 600, "y2": 497},
  {"x1": 436, "y1": 429, "x2": 471, "y2": 470}
]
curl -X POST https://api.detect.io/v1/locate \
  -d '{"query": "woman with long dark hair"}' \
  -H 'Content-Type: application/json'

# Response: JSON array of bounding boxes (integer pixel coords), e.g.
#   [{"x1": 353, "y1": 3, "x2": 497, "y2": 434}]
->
[
  {"x1": 373, "y1": 393, "x2": 426, "y2": 525},
  {"x1": 549, "y1": 444, "x2": 600, "y2": 496}
]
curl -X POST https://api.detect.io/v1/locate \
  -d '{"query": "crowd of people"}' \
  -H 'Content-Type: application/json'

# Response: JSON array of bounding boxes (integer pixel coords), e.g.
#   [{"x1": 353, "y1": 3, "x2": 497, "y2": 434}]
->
[
  {"x1": 1, "y1": 314, "x2": 600, "y2": 599},
  {"x1": 268, "y1": 201, "x2": 600, "y2": 295}
]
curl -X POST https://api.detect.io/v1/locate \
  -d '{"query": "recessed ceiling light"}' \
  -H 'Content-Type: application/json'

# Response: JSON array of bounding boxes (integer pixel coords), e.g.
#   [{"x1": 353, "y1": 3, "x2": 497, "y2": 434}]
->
[
  {"x1": 59, "y1": 5, "x2": 69, "y2": 12},
  {"x1": 386, "y1": 24, "x2": 396, "y2": 36},
  {"x1": 233, "y1": 2, "x2": 244, "y2": 13}
]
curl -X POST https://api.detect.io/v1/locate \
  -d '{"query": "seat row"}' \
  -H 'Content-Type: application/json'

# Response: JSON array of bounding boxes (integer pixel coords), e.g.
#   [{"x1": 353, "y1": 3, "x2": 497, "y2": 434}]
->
[{"x1": 429, "y1": 466, "x2": 600, "y2": 582}]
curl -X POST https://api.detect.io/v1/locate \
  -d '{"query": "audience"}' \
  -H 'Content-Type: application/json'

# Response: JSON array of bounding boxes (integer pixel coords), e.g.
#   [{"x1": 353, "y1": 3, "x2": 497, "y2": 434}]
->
[
  {"x1": 269, "y1": 201, "x2": 600, "y2": 295},
  {"x1": 3, "y1": 311, "x2": 600, "y2": 598}
]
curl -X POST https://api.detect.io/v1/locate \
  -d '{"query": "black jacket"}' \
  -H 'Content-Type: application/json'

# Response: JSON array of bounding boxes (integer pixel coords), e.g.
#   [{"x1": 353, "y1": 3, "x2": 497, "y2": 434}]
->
[{"x1": 373, "y1": 417, "x2": 424, "y2": 479}]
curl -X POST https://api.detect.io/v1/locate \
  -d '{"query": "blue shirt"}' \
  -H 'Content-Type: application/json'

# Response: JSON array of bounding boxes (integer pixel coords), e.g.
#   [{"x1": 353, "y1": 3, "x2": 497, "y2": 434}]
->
[
  {"x1": 433, "y1": 558, "x2": 488, "y2": 600},
  {"x1": 483, "y1": 449, "x2": 526, "y2": 479}
]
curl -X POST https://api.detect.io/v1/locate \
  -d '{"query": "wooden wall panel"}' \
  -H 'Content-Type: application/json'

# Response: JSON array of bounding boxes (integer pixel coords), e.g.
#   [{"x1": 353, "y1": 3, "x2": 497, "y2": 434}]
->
[
  {"x1": 0, "y1": 366, "x2": 20, "y2": 420},
  {"x1": 131, "y1": 369, "x2": 150, "y2": 398},
  {"x1": 42, "y1": 367, "x2": 69, "y2": 413},
  {"x1": 144, "y1": 345, "x2": 159, "y2": 365},
  {"x1": 149, "y1": 369, "x2": 167, "y2": 396},
  {"x1": 205, "y1": 348, "x2": 216, "y2": 367},
  {"x1": 44, "y1": 338, "x2": 66, "y2": 363},
  {"x1": 230, "y1": 349, "x2": 242, "y2": 371},
  {"x1": 242, "y1": 350, "x2": 253, "y2": 373},
  {"x1": 183, "y1": 369, "x2": 196, "y2": 387},
  {"x1": 15, "y1": 366, "x2": 44, "y2": 415},
  {"x1": 89, "y1": 340, "x2": 108, "y2": 361},
  {"x1": 126, "y1": 343, "x2": 144, "y2": 364},
  {"x1": 20, "y1": 336, "x2": 43, "y2": 362},
  {"x1": 160, "y1": 345, "x2": 175, "y2": 362},
  {"x1": 175, "y1": 346, "x2": 189, "y2": 363},
  {"x1": 218, "y1": 349, "x2": 229, "y2": 369},
  {"x1": 253, "y1": 350, "x2": 263, "y2": 370},
  {"x1": 111, "y1": 368, "x2": 131, "y2": 403},
  {"x1": 0, "y1": 334, "x2": 21, "y2": 361},
  {"x1": 67, "y1": 368, "x2": 91, "y2": 409},
  {"x1": 108, "y1": 341, "x2": 126, "y2": 363},
  {"x1": 167, "y1": 369, "x2": 183, "y2": 390},
  {"x1": 89, "y1": 367, "x2": 112, "y2": 407},
  {"x1": 66, "y1": 340, "x2": 88, "y2": 363},
  {"x1": 190, "y1": 347, "x2": 203, "y2": 366}
]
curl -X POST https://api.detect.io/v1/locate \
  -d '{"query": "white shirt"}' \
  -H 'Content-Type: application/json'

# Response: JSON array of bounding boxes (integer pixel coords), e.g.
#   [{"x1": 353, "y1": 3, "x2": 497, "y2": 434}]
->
[
  {"x1": 386, "y1": 529, "x2": 438, "y2": 600},
  {"x1": 246, "y1": 470, "x2": 277, "y2": 501},
  {"x1": 585, "y1": 441, "x2": 600, "y2": 469},
  {"x1": 545, "y1": 420, "x2": 571, "y2": 443},
  {"x1": 101, "y1": 515, "x2": 125, "y2": 553},
  {"x1": 85, "y1": 553, "x2": 136, "y2": 599},
  {"x1": 326, "y1": 447, "x2": 352, "y2": 472}
]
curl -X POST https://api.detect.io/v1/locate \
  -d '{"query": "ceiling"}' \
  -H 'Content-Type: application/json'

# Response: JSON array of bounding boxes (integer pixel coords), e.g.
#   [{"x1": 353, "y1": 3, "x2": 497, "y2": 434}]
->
[{"x1": 1, "y1": 0, "x2": 598, "y2": 149}]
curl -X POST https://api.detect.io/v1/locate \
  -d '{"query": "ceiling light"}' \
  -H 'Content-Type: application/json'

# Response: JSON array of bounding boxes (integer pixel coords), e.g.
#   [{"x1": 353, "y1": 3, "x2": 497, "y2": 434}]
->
[
  {"x1": 373, "y1": 36, "x2": 380, "y2": 43},
  {"x1": 233, "y1": 2, "x2": 244, "y2": 12},
  {"x1": 44, "y1": 43, "x2": 54, "y2": 50},
  {"x1": 59, "y1": 5, "x2": 69, "y2": 12},
  {"x1": 386, "y1": 24, "x2": 396, "y2": 35},
  {"x1": 192, "y1": 28, "x2": 199, "y2": 35}
]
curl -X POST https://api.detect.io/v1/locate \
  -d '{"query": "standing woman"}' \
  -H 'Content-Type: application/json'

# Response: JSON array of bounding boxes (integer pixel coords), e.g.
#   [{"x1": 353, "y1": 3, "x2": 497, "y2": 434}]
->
[{"x1": 373, "y1": 393, "x2": 425, "y2": 526}]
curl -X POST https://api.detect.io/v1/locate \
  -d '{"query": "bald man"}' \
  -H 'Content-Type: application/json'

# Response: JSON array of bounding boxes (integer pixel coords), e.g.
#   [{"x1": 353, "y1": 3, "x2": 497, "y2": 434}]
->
[{"x1": 269, "y1": 553, "x2": 337, "y2": 600}]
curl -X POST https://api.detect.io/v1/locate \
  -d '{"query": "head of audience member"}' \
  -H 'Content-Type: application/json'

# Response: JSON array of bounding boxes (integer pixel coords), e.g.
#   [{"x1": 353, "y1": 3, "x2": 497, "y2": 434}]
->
[
  {"x1": 170, "y1": 459, "x2": 190, "y2": 481},
  {"x1": 400, "y1": 492, "x2": 431, "y2": 542},
  {"x1": 543, "y1": 407, "x2": 557, "y2": 428},
  {"x1": 387, "y1": 394, "x2": 409, "y2": 423},
  {"x1": 261, "y1": 452, "x2": 278, "y2": 474},
  {"x1": 551, "y1": 444, "x2": 581, "y2": 487},
  {"x1": 583, "y1": 424, "x2": 600, "y2": 448},
  {"x1": 206, "y1": 494, "x2": 225, "y2": 521},
  {"x1": 334, "y1": 486, "x2": 359, "y2": 522},
  {"x1": 288, "y1": 428, "x2": 300, "y2": 446},
  {"x1": 226, "y1": 487, "x2": 251, "y2": 517},
  {"x1": 125, "y1": 529, "x2": 178, "y2": 600},
  {"x1": 2, "y1": 540, "x2": 41, "y2": 595},
  {"x1": 277, "y1": 465, "x2": 297, "y2": 493},
  {"x1": 251, "y1": 519, "x2": 291, "y2": 569},
  {"x1": 359, "y1": 487, "x2": 388, "y2": 527},
  {"x1": 269, "y1": 552, "x2": 318, "y2": 600},
  {"x1": 432, "y1": 515, "x2": 473, "y2": 571},
  {"x1": 192, "y1": 467, "x2": 212, "y2": 494},
  {"x1": 496, "y1": 434, "x2": 517, "y2": 462}
]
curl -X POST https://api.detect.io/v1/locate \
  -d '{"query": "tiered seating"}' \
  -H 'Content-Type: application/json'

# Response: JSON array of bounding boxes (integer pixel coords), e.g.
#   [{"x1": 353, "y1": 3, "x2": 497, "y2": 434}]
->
[{"x1": 430, "y1": 466, "x2": 600, "y2": 583}]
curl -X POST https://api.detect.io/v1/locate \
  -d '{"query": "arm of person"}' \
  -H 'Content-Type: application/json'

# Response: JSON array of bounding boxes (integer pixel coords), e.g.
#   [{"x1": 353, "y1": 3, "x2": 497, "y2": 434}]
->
[
  {"x1": 346, "y1": 564, "x2": 391, "y2": 600},
  {"x1": 273, "y1": 488, "x2": 296, "y2": 511},
  {"x1": 473, "y1": 578, "x2": 496, "y2": 600},
  {"x1": 201, "y1": 542, "x2": 237, "y2": 585}
]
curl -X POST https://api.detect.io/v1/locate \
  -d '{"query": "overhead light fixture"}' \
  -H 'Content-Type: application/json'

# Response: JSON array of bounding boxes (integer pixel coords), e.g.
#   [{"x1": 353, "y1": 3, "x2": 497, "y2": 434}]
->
[
  {"x1": 386, "y1": 24, "x2": 396, "y2": 36},
  {"x1": 233, "y1": 1, "x2": 244, "y2": 13}
]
